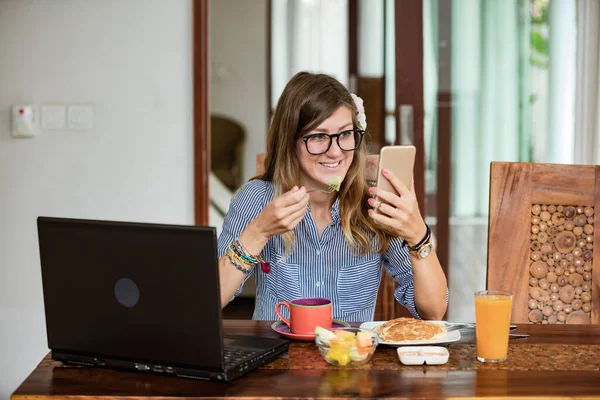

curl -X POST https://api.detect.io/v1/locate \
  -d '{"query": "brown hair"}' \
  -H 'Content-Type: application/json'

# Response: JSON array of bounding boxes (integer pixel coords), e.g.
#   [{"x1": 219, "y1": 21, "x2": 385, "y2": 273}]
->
[{"x1": 257, "y1": 71, "x2": 394, "y2": 254}]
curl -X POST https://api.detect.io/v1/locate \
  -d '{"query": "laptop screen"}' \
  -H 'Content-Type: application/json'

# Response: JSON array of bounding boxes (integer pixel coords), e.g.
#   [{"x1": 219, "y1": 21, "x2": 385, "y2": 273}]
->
[{"x1": 38, "y1": 217, "x2": 225, "y2": 370}]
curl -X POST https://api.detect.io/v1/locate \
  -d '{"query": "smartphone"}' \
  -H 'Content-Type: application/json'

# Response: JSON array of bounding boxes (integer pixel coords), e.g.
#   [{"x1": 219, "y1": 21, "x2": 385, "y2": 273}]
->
[{"x1": 376, "y1": 145, "x2": 416, "y2": 198}]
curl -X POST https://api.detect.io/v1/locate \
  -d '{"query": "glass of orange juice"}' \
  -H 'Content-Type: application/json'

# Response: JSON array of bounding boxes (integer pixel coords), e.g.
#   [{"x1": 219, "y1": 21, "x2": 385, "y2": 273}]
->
[{"x1": 474, "y1": 290, "x2": 512, "y2": 363}]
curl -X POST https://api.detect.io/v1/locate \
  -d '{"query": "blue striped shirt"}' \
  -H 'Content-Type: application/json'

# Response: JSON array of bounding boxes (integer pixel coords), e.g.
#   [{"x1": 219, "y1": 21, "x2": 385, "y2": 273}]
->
[{"x1": 217, "y1": 179, "x2": 422, "y2": 322}]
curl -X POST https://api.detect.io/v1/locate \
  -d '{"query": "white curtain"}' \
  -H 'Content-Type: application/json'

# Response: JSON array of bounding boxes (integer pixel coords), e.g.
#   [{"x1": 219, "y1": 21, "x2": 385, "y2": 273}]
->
[
  {"x1": 358, "y1": 0, "x2": 384, "y2": 78},
  {"x1": 574, "y1": 0, "x2": 600, "y2": 164},
  {"x1": 449, "y1": 0, "x2": 531, "y2": 217},
  {"x1": 384, "y1": 0, "x2": 397, "y2": 146},
  {"x1": 547, "y1": 0, "x2": 577, "y2": 164},
  {"x1": 271, "y1": 0, "x2": 348, "y2": 108},
  {"x1": 443, "y1": 0, "x2": 579, "y2": 217},
  {"x1": 423, "y1": 0, "x2": 439, "y2": 197}
]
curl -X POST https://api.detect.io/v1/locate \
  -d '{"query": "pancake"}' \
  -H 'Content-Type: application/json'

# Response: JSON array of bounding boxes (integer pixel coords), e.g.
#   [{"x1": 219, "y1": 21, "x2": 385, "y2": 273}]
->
[{"x1": 373, "y1": 317, "x2": 446, "y2": 342}]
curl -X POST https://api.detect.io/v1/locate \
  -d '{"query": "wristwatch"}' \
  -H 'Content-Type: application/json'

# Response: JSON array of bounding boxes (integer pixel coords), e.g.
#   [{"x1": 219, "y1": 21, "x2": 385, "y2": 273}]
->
[{"x1": 406, "y1": 225, "x2": 433, "y2": 259}]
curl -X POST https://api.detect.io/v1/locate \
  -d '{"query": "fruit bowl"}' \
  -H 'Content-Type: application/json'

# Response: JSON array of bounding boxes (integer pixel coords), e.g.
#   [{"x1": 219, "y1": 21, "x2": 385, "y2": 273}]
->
[{"x1": 315, "y1": 327, "x2": 379, "y2": 367}]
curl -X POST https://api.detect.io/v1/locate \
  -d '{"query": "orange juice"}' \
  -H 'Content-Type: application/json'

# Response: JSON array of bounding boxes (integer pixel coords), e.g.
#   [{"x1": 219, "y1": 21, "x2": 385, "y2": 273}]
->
[{"x1": 475, "y1": 291, "x2": 512, "y2": 362}]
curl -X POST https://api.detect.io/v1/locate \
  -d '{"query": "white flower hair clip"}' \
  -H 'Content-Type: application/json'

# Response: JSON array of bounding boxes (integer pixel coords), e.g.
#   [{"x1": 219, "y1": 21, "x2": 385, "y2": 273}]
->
[{"x1": 351, "y1": 93, "x2": 367, "y2": 130}]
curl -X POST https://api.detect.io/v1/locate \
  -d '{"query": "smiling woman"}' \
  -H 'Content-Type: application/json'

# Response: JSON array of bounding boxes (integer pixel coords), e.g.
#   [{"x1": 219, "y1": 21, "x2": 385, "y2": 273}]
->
[
  {"x1": 295, "y1": 107, "x2": 358, "y2": 194},
  {"x1": 215, "y1": 71, "x2": 448, "y2": 323}
]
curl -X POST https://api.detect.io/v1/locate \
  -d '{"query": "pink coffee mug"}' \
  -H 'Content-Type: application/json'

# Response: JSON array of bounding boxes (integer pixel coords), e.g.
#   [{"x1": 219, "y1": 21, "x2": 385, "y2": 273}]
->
[{"x1": 275, "y1": 297, "x2": 333, "y2": 335}]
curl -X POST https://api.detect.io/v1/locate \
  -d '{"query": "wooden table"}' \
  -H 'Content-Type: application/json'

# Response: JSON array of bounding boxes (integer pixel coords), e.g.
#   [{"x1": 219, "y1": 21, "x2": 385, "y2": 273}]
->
[{"x1": 12, "y1": 321, "x2": 600, "y2": 399}]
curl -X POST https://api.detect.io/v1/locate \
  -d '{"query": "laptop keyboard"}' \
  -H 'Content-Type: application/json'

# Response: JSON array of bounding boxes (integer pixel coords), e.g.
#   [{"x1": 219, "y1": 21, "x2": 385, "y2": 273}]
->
[{"x1": 223, "y1": 347, "x2": 260, "y2": 368}]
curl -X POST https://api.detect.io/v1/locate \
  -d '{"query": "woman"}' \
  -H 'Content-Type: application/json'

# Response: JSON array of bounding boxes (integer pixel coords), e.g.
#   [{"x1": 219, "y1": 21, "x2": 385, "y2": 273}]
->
[{"x1": 217, "y1": 72, "x2": 447, "y2": 322}]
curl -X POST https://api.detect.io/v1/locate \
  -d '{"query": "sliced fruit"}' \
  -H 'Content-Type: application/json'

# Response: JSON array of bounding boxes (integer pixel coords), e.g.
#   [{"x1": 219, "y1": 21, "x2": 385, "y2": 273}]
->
[
  {"x1": 327, "y1": 176, "x2": 342, "y2": 192},
  {"x1": 315, "y1": 326, "x2": 336, "y2": 346},
  {"x1": 322, "y1": 329, "x2": 375, "y2": 365},
  {"x1": 315, "y1": 326, "x2": 336, "y2": 341},
  {"x1": 334, "y1": 330, "x2": 355, "y2": 339},
  {"x1": 326, "y1": 347, "x2": 345, "y2": 363},
  {"x1": 349, "y1": 350, "x2": 369, "y2": 362},
  {"x1": 337, "y1": 352, "x2": 352, "y2": 366},
  {"x1": 356, "y1": 331, "x2": 373, "y2": 348},
  {"x1": 333, "y1": 331, "x2": 355, "y2": 348}
]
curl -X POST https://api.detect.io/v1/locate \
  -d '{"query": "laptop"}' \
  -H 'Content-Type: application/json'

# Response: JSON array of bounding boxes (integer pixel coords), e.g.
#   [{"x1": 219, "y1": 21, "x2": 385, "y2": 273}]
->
[{"x1": 37, "y1": 216, "x2": 288, "y2": 381}]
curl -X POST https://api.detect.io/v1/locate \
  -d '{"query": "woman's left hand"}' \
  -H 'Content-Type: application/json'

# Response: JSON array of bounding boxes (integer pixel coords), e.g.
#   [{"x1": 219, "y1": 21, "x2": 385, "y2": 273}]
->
[{"x1": 367, "y1": 168, "x2": 426, "y2": 246}]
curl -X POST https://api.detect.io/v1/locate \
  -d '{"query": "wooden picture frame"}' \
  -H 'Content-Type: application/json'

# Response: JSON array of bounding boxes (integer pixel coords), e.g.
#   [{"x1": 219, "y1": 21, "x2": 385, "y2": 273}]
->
[{"x1": 487, "y1": 162, "x2": 600, "y2": 324}]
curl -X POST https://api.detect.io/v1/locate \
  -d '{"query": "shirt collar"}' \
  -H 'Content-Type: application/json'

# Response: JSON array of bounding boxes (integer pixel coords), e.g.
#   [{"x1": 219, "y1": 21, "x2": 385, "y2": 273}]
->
[
  {"x1": 331, "y1": 196, "x2": 341, "y2": 223},
  {"x1": 305, "y1": 196, "x2": 341, "y2": 224}
]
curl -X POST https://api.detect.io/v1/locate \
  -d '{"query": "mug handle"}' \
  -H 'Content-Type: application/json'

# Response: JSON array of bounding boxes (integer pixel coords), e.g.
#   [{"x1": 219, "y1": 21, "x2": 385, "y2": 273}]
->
[{"x1": 275, "y1": 301, "x2": 291, "y2": 328}]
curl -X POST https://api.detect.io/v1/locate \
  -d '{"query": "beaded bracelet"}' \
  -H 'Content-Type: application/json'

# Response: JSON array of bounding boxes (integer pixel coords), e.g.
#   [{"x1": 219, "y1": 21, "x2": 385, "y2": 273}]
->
[
  {"x1": 229, "y1": 237, "x2": 271, "y2": 274},
  {"x1": 226, "y1": 245, "x2": 253, "y2": 274},
  {"x1": 232, "y1": 237, "x2": 261, "y2": 265}
]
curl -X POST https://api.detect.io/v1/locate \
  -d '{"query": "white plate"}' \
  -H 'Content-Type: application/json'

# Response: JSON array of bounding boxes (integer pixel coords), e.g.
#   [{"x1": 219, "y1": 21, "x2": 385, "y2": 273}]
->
[{"x1": 359, "y1": 321, "x2": 461, "y2": 346}]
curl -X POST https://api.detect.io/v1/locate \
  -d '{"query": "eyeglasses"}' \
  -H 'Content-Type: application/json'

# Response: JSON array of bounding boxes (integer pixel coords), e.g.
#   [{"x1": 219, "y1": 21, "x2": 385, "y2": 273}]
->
[{"x1": 301, "y1": 129, "x2": 364, "y2": 155}]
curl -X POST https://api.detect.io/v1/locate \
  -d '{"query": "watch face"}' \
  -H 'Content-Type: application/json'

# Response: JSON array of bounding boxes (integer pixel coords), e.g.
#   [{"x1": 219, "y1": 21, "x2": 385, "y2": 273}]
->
[{"x1": 419, "y1": 245, "x2": 432, "y2": 259}]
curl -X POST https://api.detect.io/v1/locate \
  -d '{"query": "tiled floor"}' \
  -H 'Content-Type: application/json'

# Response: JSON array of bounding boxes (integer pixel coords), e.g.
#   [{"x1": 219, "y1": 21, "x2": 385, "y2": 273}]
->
[
  {"x1": 446, "y1": 221, "x2": 489, "y2": 322},
  {"x1": 222, "y1": 221, "x2": 489, "y2": 322}
]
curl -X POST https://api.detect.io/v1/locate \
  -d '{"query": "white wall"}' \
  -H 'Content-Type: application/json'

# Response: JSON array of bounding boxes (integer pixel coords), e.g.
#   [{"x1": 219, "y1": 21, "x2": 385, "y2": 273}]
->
[
  {"x1": 0, "y1": 1, "x2": 193, "y2": 398},
  {"x1": 209, "y1": 0, "x2": 268, "y2": 184}
]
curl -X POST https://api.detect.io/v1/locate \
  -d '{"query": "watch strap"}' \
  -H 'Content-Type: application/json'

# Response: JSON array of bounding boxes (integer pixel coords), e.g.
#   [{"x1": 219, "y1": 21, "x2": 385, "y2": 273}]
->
[{"x1": 406, "y1": 224, "x2": 431, "y2": 251}]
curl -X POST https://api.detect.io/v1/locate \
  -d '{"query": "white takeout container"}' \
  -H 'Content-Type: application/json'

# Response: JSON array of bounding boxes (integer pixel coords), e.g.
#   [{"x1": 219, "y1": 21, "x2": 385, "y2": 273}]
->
[{"x1": 397, "y1": 346, "x2": 449, "y2": 365}]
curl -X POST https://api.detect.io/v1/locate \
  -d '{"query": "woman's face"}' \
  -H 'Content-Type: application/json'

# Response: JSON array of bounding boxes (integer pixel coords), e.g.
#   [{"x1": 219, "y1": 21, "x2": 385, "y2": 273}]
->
[{"x1": 296, "y1": 106, "x2": 355, "y2": 190}]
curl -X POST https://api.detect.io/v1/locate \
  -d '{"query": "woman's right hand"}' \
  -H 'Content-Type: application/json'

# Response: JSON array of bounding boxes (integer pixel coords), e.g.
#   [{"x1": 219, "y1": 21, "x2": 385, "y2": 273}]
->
[{"x1": 251, "y1": 186, "x2": 309, "y2": 239}]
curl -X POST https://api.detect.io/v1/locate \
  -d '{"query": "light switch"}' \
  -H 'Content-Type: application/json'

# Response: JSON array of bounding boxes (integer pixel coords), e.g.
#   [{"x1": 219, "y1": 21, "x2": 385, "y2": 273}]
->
[
  {"x1": 67, "y1": 105, "x2": 94, "y2": 130},
  {"x1": 11, "y1": 105, "x2": 36, "y2": 138},
  {"x1": 41, "y1": 105, "x2": 66, "y2": 130}
]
